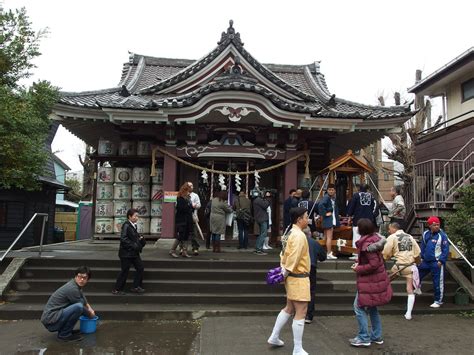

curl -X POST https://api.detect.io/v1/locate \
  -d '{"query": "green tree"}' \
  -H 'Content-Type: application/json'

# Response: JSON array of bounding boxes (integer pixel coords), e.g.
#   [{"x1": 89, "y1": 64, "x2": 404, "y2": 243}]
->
[
  {"x1": 65, "y1": 176, "x2": 82, "y2": 203},
  {"x1": 445, "y1": 185, "x2": 474, "y2": 262},
  {"x1": 0, "y1": 6, "x2": 59, "y2": 190}
]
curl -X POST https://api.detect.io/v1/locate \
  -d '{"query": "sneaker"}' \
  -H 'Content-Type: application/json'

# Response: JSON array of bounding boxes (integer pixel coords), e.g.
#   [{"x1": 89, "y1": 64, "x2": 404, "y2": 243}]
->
[
  {"x1": 327, "y1": 252, "x2": 338, "y2": 260},
  {"x1": 169, "y1": 251, "x2": 179, "y2": 258},
  {"x1": 112, "y1": 289, "x2": 126, "y2": 295},
  {"x1": 130, "y1": 287, "x2": 146, "y2": 294},
  {"x1": 430, "y1": 302, "x2": 441, "y2": 308},
  {"x1": 304, "y1": 318, "x2": 313, "y2": 324},
  {"x1": 71, "y1": 329, "x2": 82, "y2": 335},
  {"x1": 414, "y1": 287, "x2": 422, "y2": 295},
  {"x1": 371, "y1": 337, "x2": 384, "y2": 344},
  {"x1": 349, "y1": 337, "x2": 371, "y2": 347},
  {"x1": 254, "y1": 250, "x2": 268, "y2": 255},
  {"x1": 267, "y1": 337, "x2": 284, "y2": 347},
  {"x1": 404, "y1": 314, "x2": 412, "y2": 320},
  {"x1": 58, "y1": 334, "x2": 83, "y2": 342},
  {"x1": 193, "y1": 249, "x2": 199, "y2": 256},
  {"x1": 349, "y1": 255, "x2": 358, "y2": 260}
]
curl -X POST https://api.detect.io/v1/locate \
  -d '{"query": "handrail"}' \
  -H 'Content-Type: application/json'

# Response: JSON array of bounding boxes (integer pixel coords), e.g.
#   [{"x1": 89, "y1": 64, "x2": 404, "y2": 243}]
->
[
  {"x1": 0, "y1": 213, "x2": 49, "y2": 262},
  {"x1": 450, "y1": 137, "x2": 474, "y2": 161},
  {"x1": 449, "y1": 238, "x2": 474, "y2": 269}
]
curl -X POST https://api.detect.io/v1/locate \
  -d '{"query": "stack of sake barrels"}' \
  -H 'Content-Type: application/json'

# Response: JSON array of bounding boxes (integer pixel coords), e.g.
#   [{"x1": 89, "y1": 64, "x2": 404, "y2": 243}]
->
[{"x1": 95, "y1": 140, "x2": 163, "y2": 236}]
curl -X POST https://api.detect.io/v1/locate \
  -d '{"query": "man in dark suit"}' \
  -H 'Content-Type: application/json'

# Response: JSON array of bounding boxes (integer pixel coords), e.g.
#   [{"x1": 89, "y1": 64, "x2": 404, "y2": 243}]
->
[{"x1": 112, "y1": 208, "x2": 146, "y2": 295}]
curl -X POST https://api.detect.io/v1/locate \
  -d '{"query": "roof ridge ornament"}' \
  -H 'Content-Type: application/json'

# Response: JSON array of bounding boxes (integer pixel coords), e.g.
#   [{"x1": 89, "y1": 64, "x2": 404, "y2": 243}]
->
[{"x1": 218, "y1": 20, "x2": 244, "y2": 47}]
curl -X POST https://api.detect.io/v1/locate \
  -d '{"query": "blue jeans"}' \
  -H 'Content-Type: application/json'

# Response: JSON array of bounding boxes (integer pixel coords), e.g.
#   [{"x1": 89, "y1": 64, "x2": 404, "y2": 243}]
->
[
  {"x1": 211, "y1": 233, "x2": 221, "y2": 242},
  {"x1": 353, "y1": 293, "x2": 382, "y2": 342},
  {"x1": 45, "y1": 302, "x2": 85, "y2": 337},
  {"x1": 237, "y1": 219, "x2": 249, "y2": 249},
  {"x1": 255, "y1": 221, "x2": 268, "y2": 252}
]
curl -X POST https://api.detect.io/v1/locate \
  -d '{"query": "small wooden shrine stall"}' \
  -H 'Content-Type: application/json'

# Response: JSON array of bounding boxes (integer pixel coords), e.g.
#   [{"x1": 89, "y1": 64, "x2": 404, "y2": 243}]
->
[{"x1": 315, "y1": 150, "x2": 373, "y2": 255}]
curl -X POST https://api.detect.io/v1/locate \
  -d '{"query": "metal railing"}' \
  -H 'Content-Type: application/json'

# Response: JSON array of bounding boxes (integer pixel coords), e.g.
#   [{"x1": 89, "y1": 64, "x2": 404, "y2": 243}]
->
[
  {"x1": 414, "y1": 140, "x2": 473, "y2": 210},
  {"x1": 0, "y1": 213, "x2": 49, "y2": 262}
]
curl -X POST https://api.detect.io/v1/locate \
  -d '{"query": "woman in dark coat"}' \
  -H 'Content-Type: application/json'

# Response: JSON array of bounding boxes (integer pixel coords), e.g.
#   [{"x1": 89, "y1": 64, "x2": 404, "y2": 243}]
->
[
  {"x1": 318, "y1": 183, "x2": 340, "y2": 260},
  {"x1": 350, "y1": 218, "x2": 392, "y2": 348},
  {"x1": 169, "y1": 183, "x2": 194, "y2": 258}
]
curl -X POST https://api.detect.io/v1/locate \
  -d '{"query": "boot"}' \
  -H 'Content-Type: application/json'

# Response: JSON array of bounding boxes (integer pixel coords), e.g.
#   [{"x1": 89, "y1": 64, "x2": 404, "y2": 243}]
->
[
  {"x1": 212, "y1": 240, "x2": 217, "y2": 253},
  {"x1": 216, "y1": 240, "x2": 222, "y2": 253}
]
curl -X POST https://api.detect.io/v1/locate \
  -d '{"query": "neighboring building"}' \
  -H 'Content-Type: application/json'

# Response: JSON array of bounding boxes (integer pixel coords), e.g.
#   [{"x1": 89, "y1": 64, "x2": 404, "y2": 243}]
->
[
  {"x1": 53, "y1": 155, "x2": 78, "y2": 212},
  {"x1": 408, "y1": 47, "x2": 473, "y2": 221},
  {"x1": 0, "y1": 122, "x2": 69, "y2": 249},
  {"x1": 51, "y1": 21, "x2": 414, "y2": 238}
]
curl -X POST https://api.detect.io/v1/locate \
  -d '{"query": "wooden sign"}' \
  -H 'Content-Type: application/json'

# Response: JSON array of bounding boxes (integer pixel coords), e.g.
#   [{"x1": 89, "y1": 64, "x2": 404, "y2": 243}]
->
[{"x1": 163, "y1": 191, "x2": 178, "y2": 203}]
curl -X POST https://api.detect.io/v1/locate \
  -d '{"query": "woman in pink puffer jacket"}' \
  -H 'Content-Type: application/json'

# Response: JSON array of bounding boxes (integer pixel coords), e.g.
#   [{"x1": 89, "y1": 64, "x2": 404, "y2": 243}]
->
[{"x1": 350, "y1": 218, "x2": 392, "y2": 348}]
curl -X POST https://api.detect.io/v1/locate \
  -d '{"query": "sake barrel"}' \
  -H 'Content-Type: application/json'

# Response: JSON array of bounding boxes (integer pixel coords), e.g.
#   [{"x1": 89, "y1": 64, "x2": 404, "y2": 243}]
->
[
  {"x1": 151, "y1": 200, "x2": 163, "y2": 217},
  {"x1": 113, "y1": 184, "x2": 131, "y2": 200},
  {"x1": 151, "y1": 168, "x2": 163, "y2": 184},
  {"x1": 132, "y1": 184, "x2": 150, "y2": 200},
  {"x1": 113, "y1": 201, "x2": 131, "y2": 216},
  {"x1": 113, "y1": 216, "x2": 128, "y2": 233},
  {"x1": 137, "y1": 217, "x2": 150, "y2": 234},
  {"x1": 119, "y1": 141, "x2": 136, "y2": 156},
  {"x1": 98, "y1": 139, "x2": 117, "y2": 156},
  {"x1": 95, "y1": 218, "x2": 113, "y2": 234},
  {"x1": 151, "y1": 184, "x2": 163, "y2": 201},
  {"x1": 115, "y1": 167, "x2": 132, "y2": 184},
  {"x1": 132, "y1": 167, "x2": 150, "y2": 183},
  {"x1": 97, "y1": 167, "x2": 114, "y2": 184},
  {"x1": 97, "y1": 184, "x2": 113, "y2": 200},
  {"x1": 150, "y1": 217, "x2": 162, "y2": 234},
  {"x1": 133, "y1": 200, "x2": 150, "y2": 217},
  {"x1": 95, "y1": 200, "x2": 113, "y2": 217},
  {"x1": 137, "y1": 141, "x2": 152, "y2": 156}
]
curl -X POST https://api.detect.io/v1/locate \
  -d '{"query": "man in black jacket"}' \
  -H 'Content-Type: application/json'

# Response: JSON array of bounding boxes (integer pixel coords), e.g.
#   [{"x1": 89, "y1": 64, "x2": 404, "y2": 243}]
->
[{"x1": 112, "y1": 208, "x2": 146, "y2": 295}]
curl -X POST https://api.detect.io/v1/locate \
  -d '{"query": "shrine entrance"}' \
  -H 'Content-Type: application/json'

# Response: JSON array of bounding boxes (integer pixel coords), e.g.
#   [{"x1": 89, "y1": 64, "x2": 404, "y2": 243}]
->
[{"x1": 180, "y1": 157, "x2": 283, "y2": 241}]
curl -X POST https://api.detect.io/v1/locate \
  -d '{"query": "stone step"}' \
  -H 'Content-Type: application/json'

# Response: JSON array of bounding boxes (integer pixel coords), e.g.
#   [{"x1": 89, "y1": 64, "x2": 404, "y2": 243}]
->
[
  {"x1": 1, "y1": 302, "x2": 472, "y2": 321},
  {"x1": 4, "y1": 291, "x2": 455, "y2": 305},
  {"x1": 11, "y1": 278, "x2": 459, "y2": 294},
  {"x1": 24, "y1": 257, "x2": 353, "y2": 270},
  {"x1": 19, "y1": 266, "x2": 455, "y2": 282}
]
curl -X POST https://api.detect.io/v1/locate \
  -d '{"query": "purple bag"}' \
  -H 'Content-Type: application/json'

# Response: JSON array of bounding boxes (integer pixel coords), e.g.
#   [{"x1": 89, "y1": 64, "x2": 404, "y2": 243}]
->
[{"x1": 266, "y1": 266, "x2": 284, "y2": 285}]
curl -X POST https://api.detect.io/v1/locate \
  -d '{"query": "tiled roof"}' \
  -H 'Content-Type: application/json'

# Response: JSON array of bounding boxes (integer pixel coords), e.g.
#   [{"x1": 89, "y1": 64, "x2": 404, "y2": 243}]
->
[{"x1": 58, "y1": 20, "x2": 412, "y2": 120}]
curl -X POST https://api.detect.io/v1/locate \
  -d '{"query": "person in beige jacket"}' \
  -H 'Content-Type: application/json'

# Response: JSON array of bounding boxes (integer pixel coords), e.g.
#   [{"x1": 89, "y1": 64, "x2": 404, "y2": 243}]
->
[
  {"x1": 383, "y1": 222, "x2": 421, "y2": 320},
  {"x1": 209, "y1": 190, "x2": 232, "y2": 252},
  {"x1": 268, "y1": 206, "x2": 311, "y2": 355}
]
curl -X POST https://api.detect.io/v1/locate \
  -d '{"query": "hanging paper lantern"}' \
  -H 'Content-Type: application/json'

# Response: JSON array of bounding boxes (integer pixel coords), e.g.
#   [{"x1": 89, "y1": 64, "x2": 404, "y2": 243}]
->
[{"x1": 235, "y1": 174, "x2": 241, "y2": 192}]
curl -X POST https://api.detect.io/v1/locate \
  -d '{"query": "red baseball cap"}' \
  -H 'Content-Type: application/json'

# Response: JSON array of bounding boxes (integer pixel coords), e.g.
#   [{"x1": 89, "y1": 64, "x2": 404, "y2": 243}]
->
[{"x1": 427, "y1": 216, "x2": 440, "y2": 226}]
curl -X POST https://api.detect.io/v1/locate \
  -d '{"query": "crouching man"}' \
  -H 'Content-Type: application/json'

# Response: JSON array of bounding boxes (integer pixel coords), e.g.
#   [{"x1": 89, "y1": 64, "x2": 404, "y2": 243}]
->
[{"x1": 41, "y1": 266, "x2": 95, "y2": 342}]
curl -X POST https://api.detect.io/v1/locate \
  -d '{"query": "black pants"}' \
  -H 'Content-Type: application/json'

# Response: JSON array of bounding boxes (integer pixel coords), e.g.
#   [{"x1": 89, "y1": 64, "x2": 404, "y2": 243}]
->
[
  {"x1": 115, "y1": 256, "x2": 144, "y2": 291},
  {"x1": 306, "y1": 265, "x2": 317, "y2": 320}
]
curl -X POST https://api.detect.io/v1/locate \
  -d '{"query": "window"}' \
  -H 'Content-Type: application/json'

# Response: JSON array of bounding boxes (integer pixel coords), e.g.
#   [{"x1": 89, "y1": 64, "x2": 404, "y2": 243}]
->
[
  {"x1": 461, "y1": 78, "x2": 474, "y2": 102},
  {"x1": 0, "y1": 202, "x2": 6, "y2": 228}
]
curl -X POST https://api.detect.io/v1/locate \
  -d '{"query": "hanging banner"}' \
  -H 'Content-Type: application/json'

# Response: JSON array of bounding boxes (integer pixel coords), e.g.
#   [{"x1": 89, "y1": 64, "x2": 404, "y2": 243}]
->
[{"x1": 163, "y1": 191, "x2": 178, "y2": 203}]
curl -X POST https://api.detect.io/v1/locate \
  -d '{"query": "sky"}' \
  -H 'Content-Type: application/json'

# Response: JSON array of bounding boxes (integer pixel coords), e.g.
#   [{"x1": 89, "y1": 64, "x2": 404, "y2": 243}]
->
[{"x1": 4, "y1": 0, "x2": 473, "y2": 174}]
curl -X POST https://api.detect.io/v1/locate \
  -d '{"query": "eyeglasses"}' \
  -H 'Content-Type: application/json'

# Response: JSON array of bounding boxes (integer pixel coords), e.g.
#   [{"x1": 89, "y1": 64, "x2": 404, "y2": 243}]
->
[{"x1": 75, "y1": 274, "x2": 89, "y2": 280}]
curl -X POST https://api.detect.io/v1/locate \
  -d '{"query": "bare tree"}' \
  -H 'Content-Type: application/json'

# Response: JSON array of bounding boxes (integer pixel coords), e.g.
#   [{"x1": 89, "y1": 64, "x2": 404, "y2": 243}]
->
[
  {"x1": 382, "y1": 70, "x2": 431, "y2": 187},
  {"x1": 79, "y1": 145, "x2": 95, "y2": 201}
]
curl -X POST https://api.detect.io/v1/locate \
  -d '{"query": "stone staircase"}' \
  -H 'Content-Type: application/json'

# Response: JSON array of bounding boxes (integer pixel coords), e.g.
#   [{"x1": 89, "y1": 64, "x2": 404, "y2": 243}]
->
[{"x1": 0, "y1": 256, "x2": 467, "y2": 320}]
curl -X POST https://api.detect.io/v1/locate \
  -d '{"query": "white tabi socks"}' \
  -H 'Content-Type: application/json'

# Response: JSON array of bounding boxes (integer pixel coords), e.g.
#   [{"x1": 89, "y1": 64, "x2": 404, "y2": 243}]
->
[
  {"x1": 405, "y1": 294, "x2": 415, "y2": 320},
  {"x1": 292, "y1": 319, "x2": 308, "y2": 355},
  {"x1": 268, "y1": 310, "x2": 291, "y2": 346}
]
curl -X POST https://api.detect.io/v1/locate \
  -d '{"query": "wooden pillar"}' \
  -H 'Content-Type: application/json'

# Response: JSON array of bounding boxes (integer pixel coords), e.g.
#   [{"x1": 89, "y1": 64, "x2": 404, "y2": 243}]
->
[
  {"x1": 284, "y1": 151, "x2": 298, "y2": 195},
  {"x1": 161, "y1": 147, "x2": 177, "y2": 239}
]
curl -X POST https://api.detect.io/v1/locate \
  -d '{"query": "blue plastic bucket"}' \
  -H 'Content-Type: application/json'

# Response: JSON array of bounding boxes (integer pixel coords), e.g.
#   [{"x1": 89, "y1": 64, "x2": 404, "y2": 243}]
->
[{"x1": 79, "y1": 315, "x2": 99, "y2": 334}]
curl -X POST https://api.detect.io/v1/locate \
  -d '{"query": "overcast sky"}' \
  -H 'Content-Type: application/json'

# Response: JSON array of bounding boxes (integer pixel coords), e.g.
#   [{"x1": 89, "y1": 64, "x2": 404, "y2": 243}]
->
[{"x1": 5, "y1": 0, "x2": 473, "y2": 173}]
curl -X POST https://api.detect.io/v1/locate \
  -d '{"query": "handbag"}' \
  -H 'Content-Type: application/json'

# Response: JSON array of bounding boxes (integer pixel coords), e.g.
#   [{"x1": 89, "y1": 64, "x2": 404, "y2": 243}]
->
[{"x1": 225, "y1": 212, "x2": 234, "y2": 227}]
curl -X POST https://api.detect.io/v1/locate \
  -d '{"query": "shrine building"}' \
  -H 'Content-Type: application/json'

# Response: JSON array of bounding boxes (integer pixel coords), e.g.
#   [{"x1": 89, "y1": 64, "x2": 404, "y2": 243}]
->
[{"x1": 51, "y1": 21, "x2": 414, "y2": 239}]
